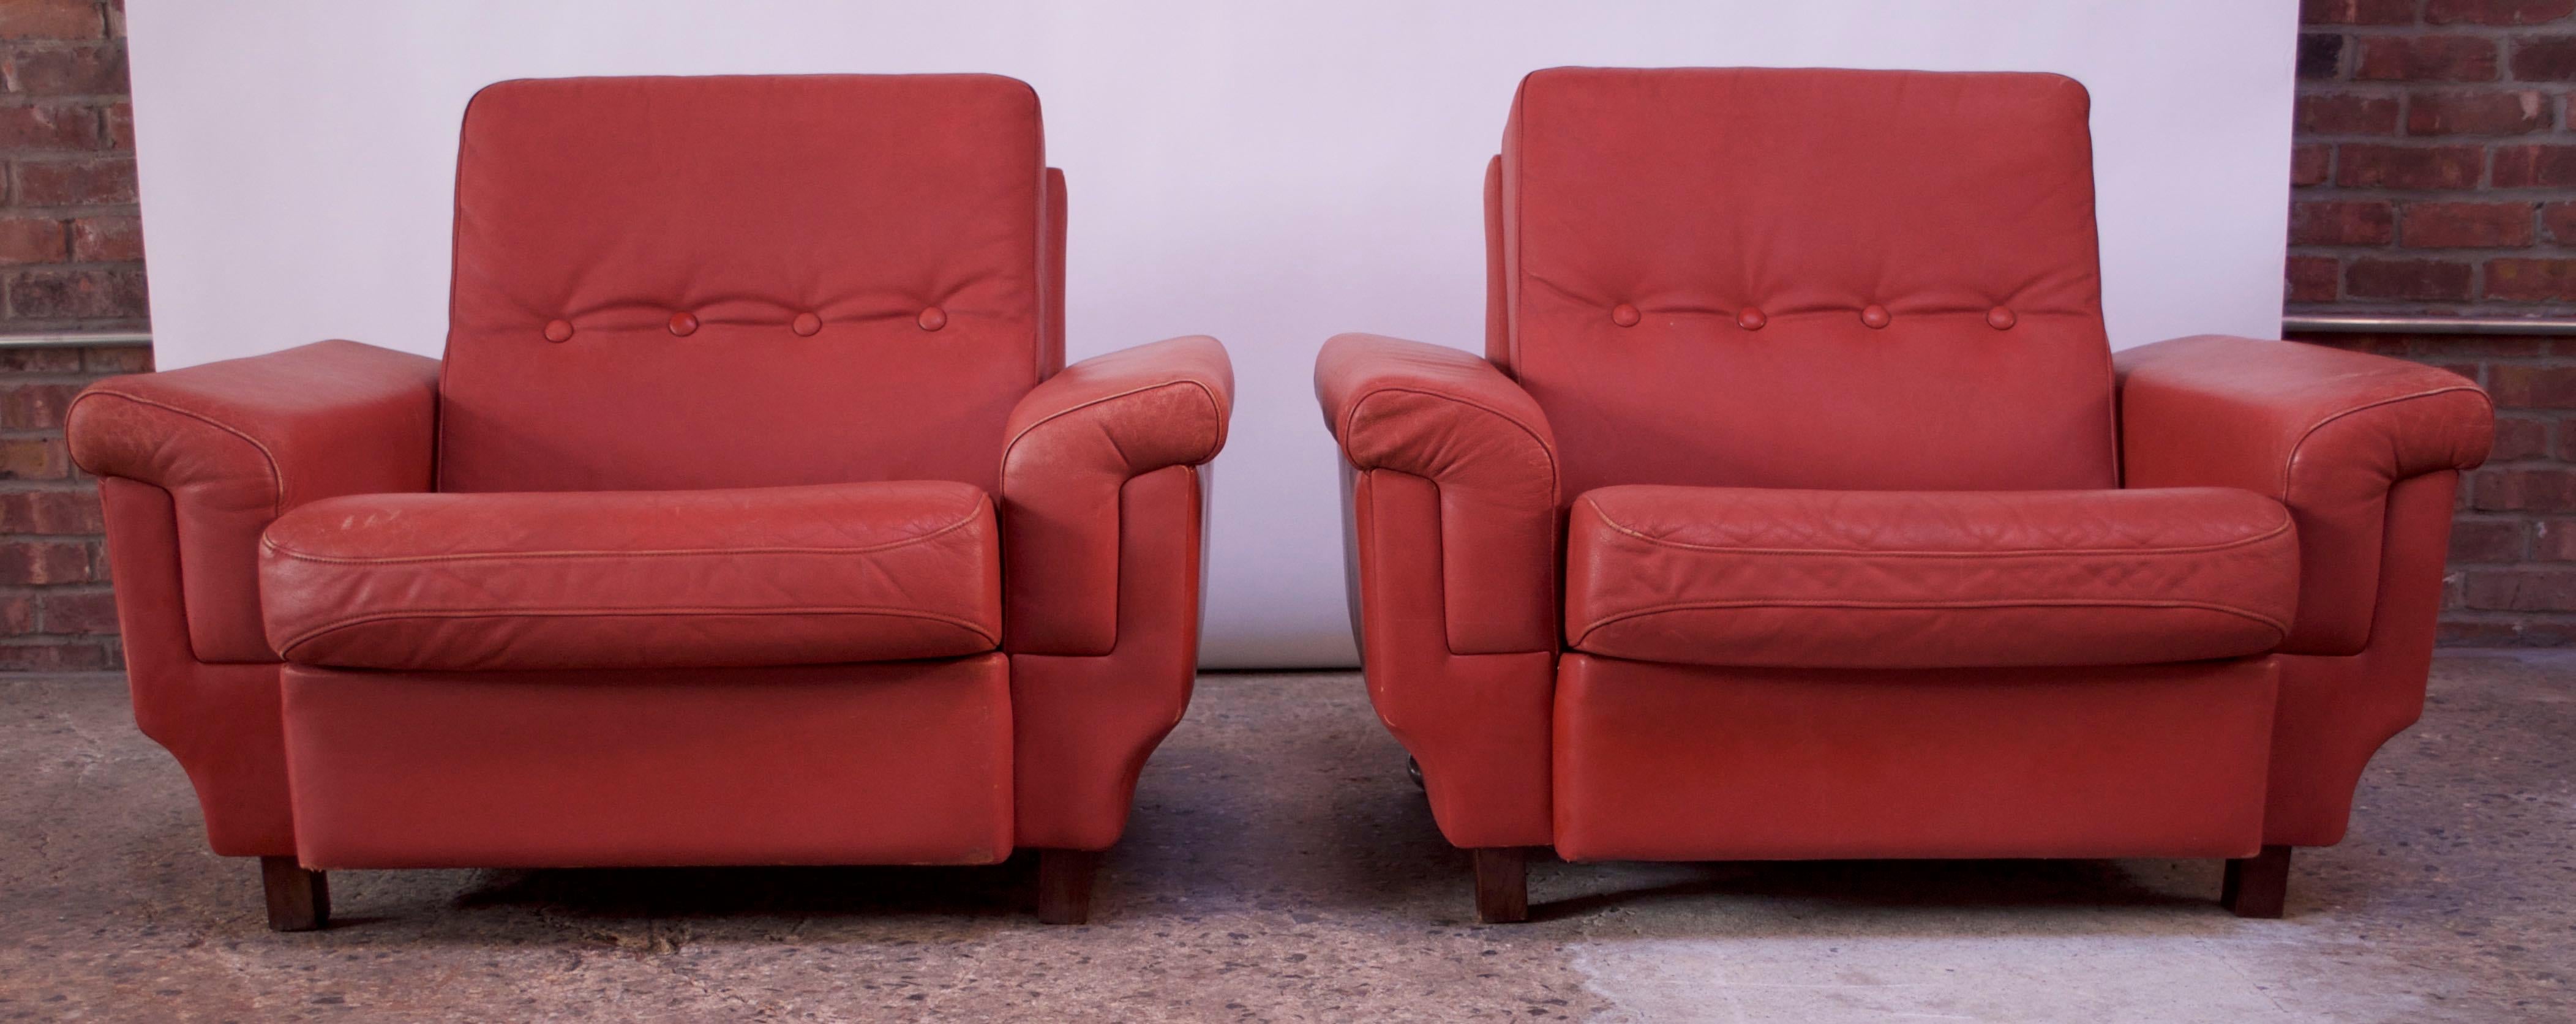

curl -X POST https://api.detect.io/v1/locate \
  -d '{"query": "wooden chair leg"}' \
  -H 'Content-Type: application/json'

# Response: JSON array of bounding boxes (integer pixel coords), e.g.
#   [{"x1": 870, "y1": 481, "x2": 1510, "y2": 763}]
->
[
  {"x1": 1471, "y1": 846, "x2": 1528, "y2": 924},
  {"x1": 1037, "y1": 848, "x2": 1100, "y2": 925},
  {"x1": 2222, "y1": 845, "x2": 2292, "y2": 919},
  {"x1": 260, "y1": 856, "x2": 329, "y2": 932}
]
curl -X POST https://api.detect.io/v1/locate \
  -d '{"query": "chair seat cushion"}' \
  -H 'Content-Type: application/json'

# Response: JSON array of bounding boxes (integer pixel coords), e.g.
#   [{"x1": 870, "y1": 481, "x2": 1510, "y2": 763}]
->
[
  {"x1": 1565, "y1": 485, "x2": 2299, "y2": 669},
  {"x1": 260, "y1": 480, "x2": 1001, "y2": 670}
]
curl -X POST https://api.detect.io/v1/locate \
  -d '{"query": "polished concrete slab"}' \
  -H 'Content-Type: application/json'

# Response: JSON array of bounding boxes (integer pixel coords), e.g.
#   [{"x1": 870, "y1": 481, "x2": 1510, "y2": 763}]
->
[{"x1": 1, "y1": 652, "x2": 2569, "y2": 1022}]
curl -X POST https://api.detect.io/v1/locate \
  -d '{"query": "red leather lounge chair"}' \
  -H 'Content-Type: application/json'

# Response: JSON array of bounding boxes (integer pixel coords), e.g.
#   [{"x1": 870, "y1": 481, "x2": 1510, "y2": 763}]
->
[
  {"x1": 68, "y1": 75, "x2": 1231, "y2": 929},
  {"x1": 1316, "y1": 67, "x2": 2494, "y2": 923}
]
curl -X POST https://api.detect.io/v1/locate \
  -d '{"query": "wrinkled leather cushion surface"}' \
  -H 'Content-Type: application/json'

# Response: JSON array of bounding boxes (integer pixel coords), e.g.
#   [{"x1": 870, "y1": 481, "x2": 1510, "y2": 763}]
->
[
  {"x1": 260, "y1": 480, "x2": 1001, "y2": 670},
  {"x1": 1566, "y1": 485, "x2": 2299, "y2": 669},
  {"x1": 440, "y1": 75, "x2": 1045, "y2": 495},
  {"x1": 1503, "y1": 67, "x2": 2119, "y2": 497}
]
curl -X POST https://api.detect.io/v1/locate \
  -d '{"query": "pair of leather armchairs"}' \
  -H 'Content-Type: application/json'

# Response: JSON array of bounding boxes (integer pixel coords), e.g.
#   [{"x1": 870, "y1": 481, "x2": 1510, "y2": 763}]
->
[{"x1": 68, "y1": 69, "x2": 2493, "y2": 932}]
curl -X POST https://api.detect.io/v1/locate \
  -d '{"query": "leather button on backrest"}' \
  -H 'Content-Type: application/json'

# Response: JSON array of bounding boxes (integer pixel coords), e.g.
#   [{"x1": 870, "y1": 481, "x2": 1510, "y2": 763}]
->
[
  {"x1": 918, "y1": 306, "x2": 948, "y2": 332},
  {"x1": 1987, "y1": 306, "x2": 2016, "y2": 331},
  {"x1": 667, "y1": 311, "x2": 699, "y2": 337},
  {"x1": 1610, "y1": 303, "x2": 1640, "y2": 327},
  {"x1": 791, "y1": 312, "x2": 823, "y2": 337},
  {"x1": 543, "y1": 319, "x2": 573, "y2": 343},
  {"x1": 1737, "y1": 307, "x2": 1767, "y2": 331},
  {"x1": 1860, "y1": 304, "x2": 1890, "y2": 329}
]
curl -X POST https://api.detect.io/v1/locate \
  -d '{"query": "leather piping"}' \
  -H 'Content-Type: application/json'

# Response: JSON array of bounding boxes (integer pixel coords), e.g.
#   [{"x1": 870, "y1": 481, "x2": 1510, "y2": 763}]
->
[
  {"x1": 2276, "y1": 384, "x2": 2493, "y2": 497},
  {"x1": 1580, "y1": 497, "x2": 2295, "y2": 558},
  {"x1": 999, "y1": 377, "x2": 1227, "y2": 473},
  {"x1": 277, "y1": 605, "x2": 1001, "y2": 658},
  {"x1": 1571, "y1": 597, "x2": 2292, "y2": 651},
  {"x1": 1339, "y1": 386, "x2": 1561, "y2": 499},
  {"x1": 260, "y1": 499, "x2": 989, "y2": 564},
  {"x1": 67, "y1": 390, "x2": 287, "y2": 516}
]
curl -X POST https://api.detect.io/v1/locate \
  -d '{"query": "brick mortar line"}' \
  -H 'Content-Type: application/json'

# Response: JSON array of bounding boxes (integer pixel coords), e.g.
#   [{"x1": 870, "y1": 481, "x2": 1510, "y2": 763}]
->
[
  {"x1": 0, "y1": 264, "x2": 162, "y2": 275},
  {"x1": 2289, "y1": 134, "x2": 2576, "y2": 141},
  {"x1": 2302, "y1": 187, "x2": 2560, "y2": 201},
  {"x1": 0, "y1": 95, "x2": 130, "y2": 107},
  {"x1": 2329, "y1": 84, "x2": 2576, "y2": 91},
  {"x1": 2288, "y1": 246, "x2": 2576, "y2": 255},
  {"x1": 0, "y1": 207, "x2": 148, "y2": 217},
  {"x1": 4, "y1": 153, "x2": 140, "y2": 163}
]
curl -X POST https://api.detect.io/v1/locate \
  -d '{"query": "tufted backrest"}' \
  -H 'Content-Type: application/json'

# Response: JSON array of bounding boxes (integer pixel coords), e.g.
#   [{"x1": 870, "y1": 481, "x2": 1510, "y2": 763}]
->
[
  {"x1": 1493, "y1": 67, "x2": 2119, "y2": 499},
  {"x1": 437, "y1": 75, "x2": 1062, "y2": 493}
]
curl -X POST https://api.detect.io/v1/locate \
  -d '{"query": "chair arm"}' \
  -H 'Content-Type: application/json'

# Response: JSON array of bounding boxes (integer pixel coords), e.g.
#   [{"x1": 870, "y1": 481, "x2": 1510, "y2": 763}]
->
[
  {"x1": 999, "y1": 335, "x2": 1233, "y2": 655},
  {"x1": 2116, "y1": 335, "x2": 2493, "y2": 654},
  {"x1": 66, "y1": 340, "x2": 441, "y2": 662},
  {"x1": 1316, "y1": 332, "x2": 1559, "y2": 652}
]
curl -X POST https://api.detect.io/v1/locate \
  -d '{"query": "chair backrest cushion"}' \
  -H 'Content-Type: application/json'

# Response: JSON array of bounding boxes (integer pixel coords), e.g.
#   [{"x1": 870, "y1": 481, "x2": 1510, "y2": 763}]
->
[
  {"x1": 438, "y1": 74, "x2": 1050, "y2": 493},
  {"x1": 1495, "y1": 67, "x2": 2119, "y2": 498}
]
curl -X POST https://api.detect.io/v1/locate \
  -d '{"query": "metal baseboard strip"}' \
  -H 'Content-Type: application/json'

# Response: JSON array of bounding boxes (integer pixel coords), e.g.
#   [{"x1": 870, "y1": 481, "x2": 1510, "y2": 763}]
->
[
  {"x1": 0, "y1": 331, "x2": 150, "y2": 349},
  {"x1": 2283, "y1": 315, "x2": 2576, "y2": 337}
]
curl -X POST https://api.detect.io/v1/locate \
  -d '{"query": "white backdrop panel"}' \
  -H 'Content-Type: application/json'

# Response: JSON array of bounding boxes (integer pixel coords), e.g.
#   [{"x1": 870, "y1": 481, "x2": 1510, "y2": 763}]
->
[{"x1": 126, "y1": 0, "x2": 2298, "y2": 668}]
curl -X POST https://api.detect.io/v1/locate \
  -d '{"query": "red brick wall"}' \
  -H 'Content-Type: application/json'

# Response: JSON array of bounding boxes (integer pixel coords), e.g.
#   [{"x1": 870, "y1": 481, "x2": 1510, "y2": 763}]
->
[
  {"x1": 2291, "y1": 0, "x2": 2576, "y2": 307},
  {"x1": 0, "y1": 0, "x2": 141, "y2": 671}
]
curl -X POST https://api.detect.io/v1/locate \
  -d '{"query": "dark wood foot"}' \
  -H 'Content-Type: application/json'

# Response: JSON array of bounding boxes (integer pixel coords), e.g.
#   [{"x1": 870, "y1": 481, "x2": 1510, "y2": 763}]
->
[
  {"x1": 2222, "y1": 845, "x2": 2291, "y2": 919},
  {"x1": 260, "y1": 856, "x2": 328, "y2": 932},
  {"x1": 1471, "y1": 846, "x2": 1528, "y2": 924},
  {"x1": 1037, "y1": 848, "x2": 1100, "y2": 925}
]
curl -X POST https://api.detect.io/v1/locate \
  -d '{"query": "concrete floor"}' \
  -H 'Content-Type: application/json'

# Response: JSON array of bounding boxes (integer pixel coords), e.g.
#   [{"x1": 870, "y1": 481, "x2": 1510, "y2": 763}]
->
[{"x1": 1, "y1": 654, "x2": 2569, "y2": 1023}]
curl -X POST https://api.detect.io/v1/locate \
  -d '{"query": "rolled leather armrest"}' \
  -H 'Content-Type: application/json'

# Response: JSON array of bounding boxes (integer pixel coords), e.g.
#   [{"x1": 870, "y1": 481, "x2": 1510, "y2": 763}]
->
[
  {"x1": 2116, "y1": 334, "x2": 2493, "y2": 654},
  {"x1": 999, "y1": 334, "x2": 1233, "y2": 655},
  {"x1": 1316, "y1": 332, "x2": 1559, "y2": 652},
  {"x1": 66, "y1": 340, "x2": 441, "y2": 662}
]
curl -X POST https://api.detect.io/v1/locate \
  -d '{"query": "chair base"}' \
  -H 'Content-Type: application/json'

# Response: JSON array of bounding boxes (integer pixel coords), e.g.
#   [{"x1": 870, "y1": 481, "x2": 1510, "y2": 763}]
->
[
  {"x1": 1460, "y1": 846, "x2": 2299, "y2": 924},
  {"x1": 2223, "y1": 845, "x2": 2292, "y2": 918},
  {"x1": 248, "y1": 853, "x2": 1106, "y2": 930},
  {"x1": 1471, "y1": 847, "x2": 1528, "y2": 924},
  {"x1": 1036, "y1": 848, "x2": 1100, "y2": 925},
  {"x1": 260, "y1": 856, "x2": 329, "y2": 932}
]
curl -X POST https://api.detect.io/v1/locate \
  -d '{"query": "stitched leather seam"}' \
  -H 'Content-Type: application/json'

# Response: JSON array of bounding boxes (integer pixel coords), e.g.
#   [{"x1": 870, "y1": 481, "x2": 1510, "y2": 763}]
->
[
  {"x1": 999, "y1": 376, "x2": 1225, "y2": 474},
  {"x1": 1580, "y1": 497, "x2": 2293, "y2": 557},
  {"x1": 1572, "y1": 597, "x2": 2289, "y2": 649},
  {"x1": 260, "y1": 500, "x2": 988, "y2": 564},
  {"x1": 278, "y1": 605, "x2": 1000, "y2": 656},
  {"x1": 2278, "y1": 384, "x2": 2494, "y2": 498},
  {"x1": 1345, "y1": 386, "x2": 1560, "y2": 498},
  {"x1": 68, "y1": 390, "x2": 286, "y2": 517}
]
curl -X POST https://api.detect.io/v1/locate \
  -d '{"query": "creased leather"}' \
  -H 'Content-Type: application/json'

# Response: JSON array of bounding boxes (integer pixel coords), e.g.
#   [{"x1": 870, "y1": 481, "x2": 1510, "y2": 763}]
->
[
  {"x1": 66, "y1": 340, "x2": 440, "y2": 662},
  {"x1": 2117, "y1": 335, "x2": 2493, "y2": 654},
  {"x1": 1503, "y1": 67, "x2": 2119, "y2": 497},
  {"x1": 999, "y1": 335, "x2": 1231, "y2": 655},
  {"x1": 1316, "y1": 332, "x2": 1559, "y2": 654},
  {"x1": 1567, "y1": 485, "x2": 2299, "y2": 668},
  {"x1": 260, "y1": 481, "x2": 1001, "y2": 671}
]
